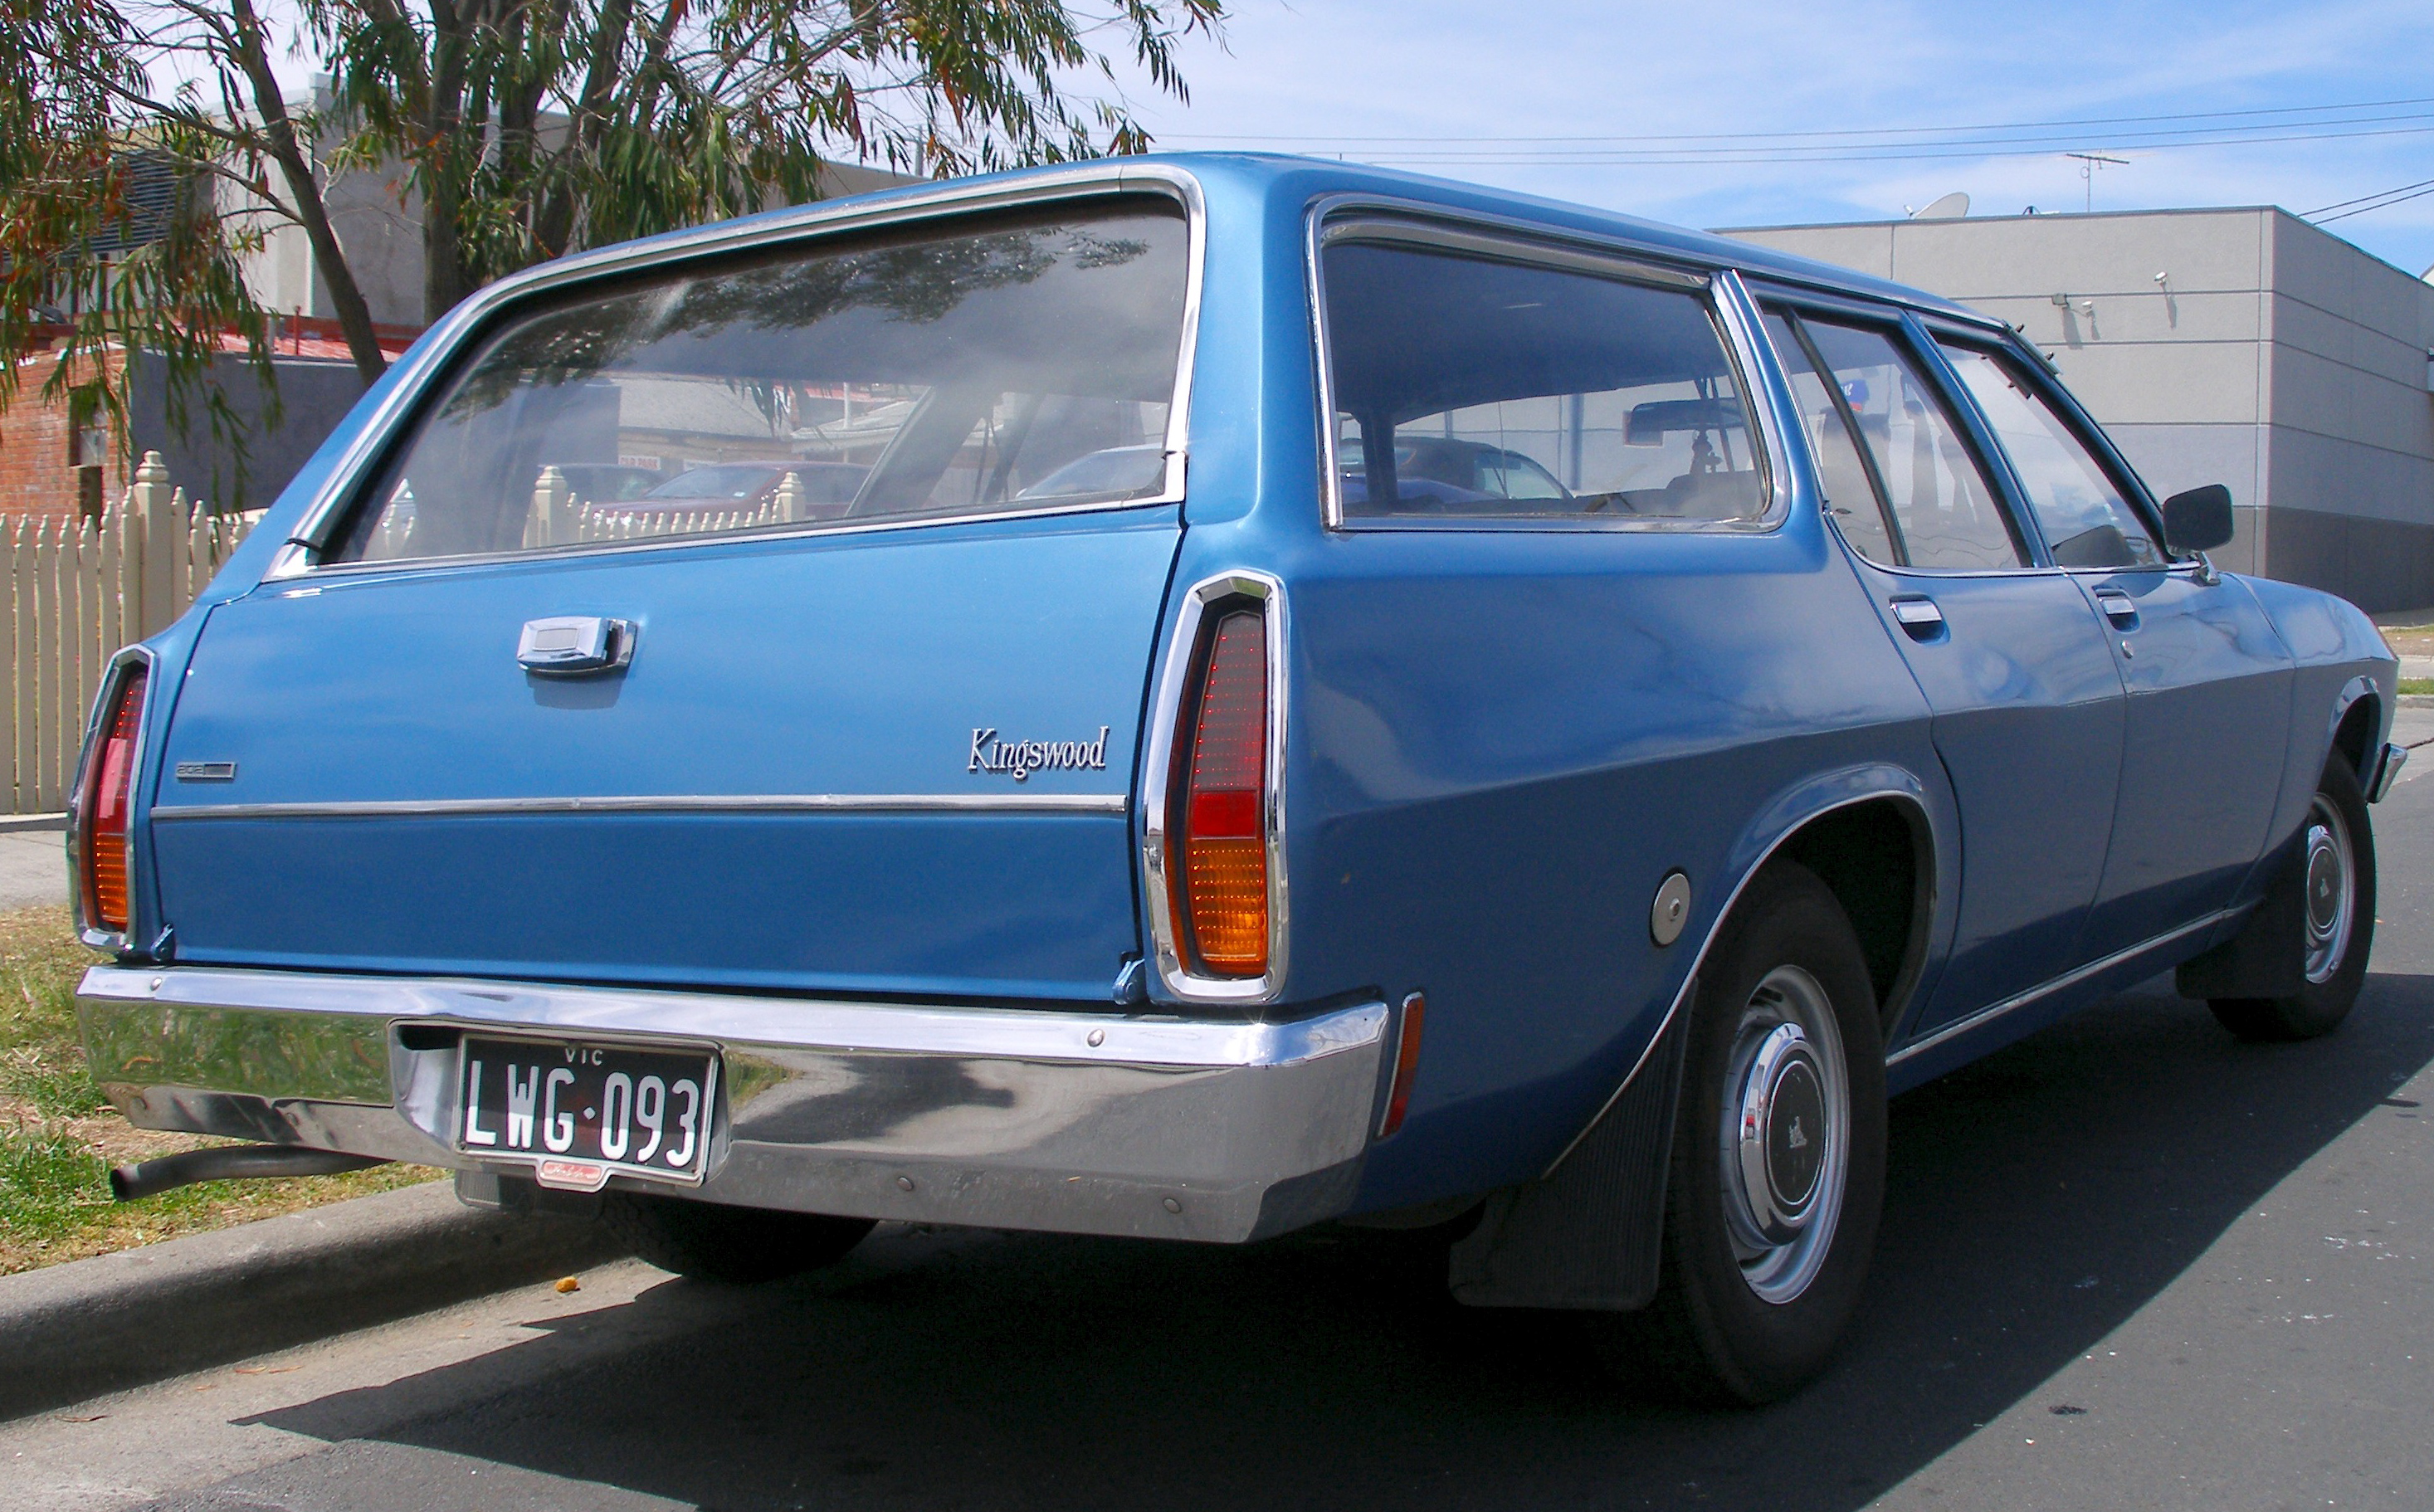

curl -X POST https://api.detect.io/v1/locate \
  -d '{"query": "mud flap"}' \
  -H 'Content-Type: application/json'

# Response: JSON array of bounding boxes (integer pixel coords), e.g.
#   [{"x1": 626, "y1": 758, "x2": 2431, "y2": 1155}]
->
[
  {"x1": 2176, "y1": 836, "x2": 2305, "y2": 1001},
  {"x1": 1446, "y1": 992, "x2": 1691, "y2": 1311}
]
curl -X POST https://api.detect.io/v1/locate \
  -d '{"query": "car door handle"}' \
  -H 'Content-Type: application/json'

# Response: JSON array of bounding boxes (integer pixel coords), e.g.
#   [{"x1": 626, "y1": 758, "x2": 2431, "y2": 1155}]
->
[
  {"x1": 1889, "y1": 597, "x2": 1944, "y2": 639},
  {"x1": 2091, "y1": 589, "x2": 2139, "y2": 630},
  {"x1": 517, "y1": 616, "x2": 637, "y2": 676}
]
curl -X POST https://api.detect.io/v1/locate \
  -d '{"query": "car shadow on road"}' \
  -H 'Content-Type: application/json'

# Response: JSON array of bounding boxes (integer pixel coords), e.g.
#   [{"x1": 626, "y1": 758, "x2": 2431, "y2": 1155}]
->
[{"x1": 242, "y1": 973, "x2": 2434, "y2": 1510}]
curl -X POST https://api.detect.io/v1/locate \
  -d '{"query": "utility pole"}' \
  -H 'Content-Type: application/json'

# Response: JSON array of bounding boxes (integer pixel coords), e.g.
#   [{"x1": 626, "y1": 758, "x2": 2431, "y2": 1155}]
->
[{"x1": 2065, "y1": 152, "x2": 2128, "y2": 213}]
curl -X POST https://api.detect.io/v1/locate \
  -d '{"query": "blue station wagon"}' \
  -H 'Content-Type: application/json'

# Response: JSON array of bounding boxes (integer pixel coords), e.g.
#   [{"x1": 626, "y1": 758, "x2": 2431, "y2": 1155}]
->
[{"x1": 71, "y1": 155, "x2": 2406, "y2": 1403}]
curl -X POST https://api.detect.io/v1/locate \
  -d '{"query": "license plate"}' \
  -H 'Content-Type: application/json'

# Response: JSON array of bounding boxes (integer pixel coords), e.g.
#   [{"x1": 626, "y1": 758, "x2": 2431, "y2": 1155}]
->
[{"x1": 456, "y1": 1035, "x2": 718, "y2": 1190}]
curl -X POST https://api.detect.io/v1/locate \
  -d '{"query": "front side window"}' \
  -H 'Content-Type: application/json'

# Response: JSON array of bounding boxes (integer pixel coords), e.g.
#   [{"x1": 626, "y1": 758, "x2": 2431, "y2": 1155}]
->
[
  {"x1": 1939, "y1": 344, "x2": 2161, "y2": 569},
  {"x1": 1320, "y1": 237, "x2": 1766, "y2": 524},
  {"x1": 1796, "y1": 319, "x2": 2025, "y2": 571},
  {"x1": 331, "y1": 203, "x2": 1188, "y2": 565}
]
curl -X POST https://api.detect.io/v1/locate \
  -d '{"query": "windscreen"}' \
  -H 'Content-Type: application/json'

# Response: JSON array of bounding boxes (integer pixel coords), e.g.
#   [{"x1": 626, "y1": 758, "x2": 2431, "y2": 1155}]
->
[{"x1": 331, "y1": 202, "x2": 1188, "y2": 564}]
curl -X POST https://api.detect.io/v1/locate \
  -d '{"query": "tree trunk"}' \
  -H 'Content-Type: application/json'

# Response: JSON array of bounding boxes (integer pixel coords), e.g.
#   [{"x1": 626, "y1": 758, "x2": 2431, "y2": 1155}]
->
[
  {"x1": 419, "y1": 0, "x2": 474, "y2": 322},
  {"x1": 225, "y1": 0, "x2": 388, "y2": 385}
]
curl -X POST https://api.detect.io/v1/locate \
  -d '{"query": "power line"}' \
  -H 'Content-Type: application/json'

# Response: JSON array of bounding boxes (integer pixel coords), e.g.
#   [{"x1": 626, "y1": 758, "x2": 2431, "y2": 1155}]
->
[
  {"x1": 1329, "y1": 114, "x2": 2434, "y2": 160},
  {"x1": 2312, "y1": 178, "x2": 2434, "y2": 225},
  {"x1": 2306, "y1": 175, "x2": 2434, "y2": 217},
  {"x1": 1153, "y1": 95, "x2": 2434, "y2": 147},
  {"x1": 1324, "y1": 122, "x2": 2434, "y2": 169}
]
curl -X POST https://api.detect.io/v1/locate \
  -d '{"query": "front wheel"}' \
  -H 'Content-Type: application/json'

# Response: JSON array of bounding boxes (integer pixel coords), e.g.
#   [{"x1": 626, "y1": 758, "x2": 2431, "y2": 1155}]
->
[
  {"x1": 603, "y1": 1190, "x2": 876, "y2": 1283},
  {"x1": 2211, "y1": 753, "x2": 2375, "y2": 1042},
  {"x1": 1597, "y1": 861, "x2": 1888, "y2": 1404}
]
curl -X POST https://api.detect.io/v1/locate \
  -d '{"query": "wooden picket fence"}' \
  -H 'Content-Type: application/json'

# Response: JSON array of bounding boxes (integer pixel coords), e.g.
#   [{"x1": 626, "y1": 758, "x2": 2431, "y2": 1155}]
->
[
  {"x1": 360, "y1": 464, "x2": 817, "y2": 563},
  {"x1": 3, "y1": 451, "x2": 255, "y2": 813}
]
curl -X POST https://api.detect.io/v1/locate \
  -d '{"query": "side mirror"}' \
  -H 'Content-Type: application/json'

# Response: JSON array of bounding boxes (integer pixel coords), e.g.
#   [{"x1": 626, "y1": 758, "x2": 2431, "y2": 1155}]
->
[{"x1": 2162, "y1": 484, "x2": 2234, "y2": 555}]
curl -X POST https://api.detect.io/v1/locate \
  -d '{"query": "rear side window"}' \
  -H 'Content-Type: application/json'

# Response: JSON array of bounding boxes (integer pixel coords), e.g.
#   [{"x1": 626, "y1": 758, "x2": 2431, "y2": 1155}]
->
[
  {"x1": 1794, "y1": 319, "x2": 2026, "y2": 571},
  {"x1": 1938, "y1": 344, "x2": 2161, "y2": 569},
  {"x1": 1764, "y1": 312, "x2": 1898, "y2": 565},
  {"x1": 329, "y1": 202, "x2": 1188, "y2": 565},
  {"x1": 1319, "y1": 237, "x2": 1766, "y2": 524}
]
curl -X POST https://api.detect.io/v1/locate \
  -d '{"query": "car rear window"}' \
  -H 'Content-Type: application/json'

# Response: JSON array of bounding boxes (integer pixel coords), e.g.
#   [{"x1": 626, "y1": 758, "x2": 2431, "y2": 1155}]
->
[
  {"x1": 1319, "y1": 234, "x2": 1766, "y2": 525},
  {"x1": 329, "y1": 202, "x2": 1188, "y2": 565}
]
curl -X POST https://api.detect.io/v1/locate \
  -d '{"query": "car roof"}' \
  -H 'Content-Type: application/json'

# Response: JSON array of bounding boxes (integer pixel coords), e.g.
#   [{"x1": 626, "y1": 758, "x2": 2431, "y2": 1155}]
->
[
  {"x1": 1155, "y1": 153, "x2": 1995, "y2": 327},
  {"x1": 490, "y1": 153, "x2": 2002, "y2": 336}
]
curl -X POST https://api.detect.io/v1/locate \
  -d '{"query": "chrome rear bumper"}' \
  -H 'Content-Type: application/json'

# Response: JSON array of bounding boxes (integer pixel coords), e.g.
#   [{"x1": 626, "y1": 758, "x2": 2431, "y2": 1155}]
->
[{"x1": 76, "y1": 966, "x2": 1391, "y2": 1243}]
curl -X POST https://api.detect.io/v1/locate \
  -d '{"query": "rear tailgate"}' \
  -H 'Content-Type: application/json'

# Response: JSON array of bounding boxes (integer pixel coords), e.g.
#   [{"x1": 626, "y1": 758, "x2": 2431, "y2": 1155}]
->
[{"x1": 151, "y1": 514, "x2": 1176, "y2": 1000}]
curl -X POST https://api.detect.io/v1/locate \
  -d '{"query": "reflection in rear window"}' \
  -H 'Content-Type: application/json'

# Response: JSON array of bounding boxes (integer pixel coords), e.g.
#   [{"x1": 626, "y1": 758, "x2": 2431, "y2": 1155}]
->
[
  {"x1": 331, "y1": 203, "x2": 1188, "y2": 564},
  {"x1": 1322, "y1": 238, "x2": 1764, "y2": 524}
]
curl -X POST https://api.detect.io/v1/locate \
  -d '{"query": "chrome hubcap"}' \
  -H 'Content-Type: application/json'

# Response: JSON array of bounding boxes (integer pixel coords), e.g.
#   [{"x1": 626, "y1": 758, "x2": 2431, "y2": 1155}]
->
[
  {"x1": 2302, "y1": 793, "x2": 2355, "y2": 986},
  {"x1": 1718, "y1": 965, "x2": 1849, "y2": 1304}
]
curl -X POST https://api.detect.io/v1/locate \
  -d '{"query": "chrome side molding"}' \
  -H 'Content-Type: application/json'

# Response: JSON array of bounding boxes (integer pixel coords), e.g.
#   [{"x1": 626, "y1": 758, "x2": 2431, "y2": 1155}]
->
[
  {"x1": 150, "y1": 793, "x2": 1129, "y2": 821},
  {"x1": 1886, "y1": 909, "x2": 2234, "y2": 1067}
]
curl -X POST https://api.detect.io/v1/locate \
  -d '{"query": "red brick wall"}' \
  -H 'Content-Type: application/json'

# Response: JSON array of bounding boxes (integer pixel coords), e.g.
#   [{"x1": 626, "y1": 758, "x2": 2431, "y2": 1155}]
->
[{"x1": 0, "y1": 347, "x2": 127, "y2": 520}]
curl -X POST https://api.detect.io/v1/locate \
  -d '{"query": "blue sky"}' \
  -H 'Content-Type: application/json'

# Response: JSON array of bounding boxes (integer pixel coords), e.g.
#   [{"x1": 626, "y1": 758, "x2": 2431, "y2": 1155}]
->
[{"x1": 1115, "y1": 0, "x2": 2434, "y2": 277}]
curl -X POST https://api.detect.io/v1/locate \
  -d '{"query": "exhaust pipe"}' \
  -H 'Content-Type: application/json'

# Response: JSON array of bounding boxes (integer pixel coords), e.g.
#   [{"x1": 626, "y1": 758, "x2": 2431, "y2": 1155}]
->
[{"x1": 110, "y1": 1145, "x2": 392, "y2": 1202}]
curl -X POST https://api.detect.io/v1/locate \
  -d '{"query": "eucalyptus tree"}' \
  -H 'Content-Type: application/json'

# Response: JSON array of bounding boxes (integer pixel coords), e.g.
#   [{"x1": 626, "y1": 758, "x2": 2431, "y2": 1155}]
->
[{"x1": 0, "y1": 0, "x2": 1223, "y2": 479}]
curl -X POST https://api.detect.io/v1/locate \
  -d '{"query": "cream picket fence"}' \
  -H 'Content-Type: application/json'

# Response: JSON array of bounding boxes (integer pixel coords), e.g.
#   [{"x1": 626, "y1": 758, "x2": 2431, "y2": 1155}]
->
[
  {"x1": 2, "y1": 451, "x2": 255, "y2": 813},
  {"x1": 359, "y1": 464, "x2": 804, "y2": 564}
]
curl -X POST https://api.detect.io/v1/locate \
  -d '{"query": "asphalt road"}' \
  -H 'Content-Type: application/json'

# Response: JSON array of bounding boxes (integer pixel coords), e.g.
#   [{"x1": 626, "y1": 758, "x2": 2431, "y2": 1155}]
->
[{"x1": 11, "y1": 718, "x2": 2434, "y2": 1511}]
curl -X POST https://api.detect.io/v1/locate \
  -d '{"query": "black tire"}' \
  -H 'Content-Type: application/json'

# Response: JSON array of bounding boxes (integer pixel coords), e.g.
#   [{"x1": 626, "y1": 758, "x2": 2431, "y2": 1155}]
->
[
  {"x1": 1597, "y1": 861, "x2": 1888, "y2": 1405},
  {"x1": 602, "y1": 1190, "x2": 875, "y2": 1283},
  {"x1": 2211, "y1": 753, "x2": 2374, "y2": 1042}
]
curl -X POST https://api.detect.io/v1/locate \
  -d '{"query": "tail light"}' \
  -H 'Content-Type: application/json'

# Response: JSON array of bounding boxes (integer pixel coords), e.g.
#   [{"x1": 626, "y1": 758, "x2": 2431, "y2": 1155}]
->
[
  {"x1": 1153, "y1": 578, "x2": 1281, "y2": 988},
  {"x1": 76, "y1": 658, "x2": 149, "y2": 938}
]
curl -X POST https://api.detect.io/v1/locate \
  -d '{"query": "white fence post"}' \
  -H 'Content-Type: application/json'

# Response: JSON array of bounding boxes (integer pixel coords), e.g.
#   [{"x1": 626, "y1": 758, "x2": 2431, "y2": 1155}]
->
[
  {"x1": 130, "y1": 451, "x2": 176, "y2": 640},
  {"x1": 0, "y1": 456, "x2": 256, "y2": 812}
]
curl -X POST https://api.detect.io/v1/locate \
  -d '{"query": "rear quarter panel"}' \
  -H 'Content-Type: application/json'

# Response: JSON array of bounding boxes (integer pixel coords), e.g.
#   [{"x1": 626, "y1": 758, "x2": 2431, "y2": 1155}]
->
[{"x1": 1169, "y1": 165, "x2": 1954, "y2": 1207}]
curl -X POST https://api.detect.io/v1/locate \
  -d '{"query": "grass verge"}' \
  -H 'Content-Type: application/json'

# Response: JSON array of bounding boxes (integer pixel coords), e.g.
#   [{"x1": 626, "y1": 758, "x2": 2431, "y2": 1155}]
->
[
  {"x1": 2399, "y1": 679, "x2": 2434, "y2": 696},
  {"x1": 0, "y1": 905, "x2": 435, "y2": 1275}
]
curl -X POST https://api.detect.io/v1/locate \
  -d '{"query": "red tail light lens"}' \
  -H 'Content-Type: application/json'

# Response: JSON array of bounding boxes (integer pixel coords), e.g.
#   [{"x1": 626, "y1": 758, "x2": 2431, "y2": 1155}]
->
[
  {"x1": 1172, "y1": 607, "x2": 1270, "y2": 976},
  {"x1": 80, "y1": 665, "x2": 147, "y2": 934}
]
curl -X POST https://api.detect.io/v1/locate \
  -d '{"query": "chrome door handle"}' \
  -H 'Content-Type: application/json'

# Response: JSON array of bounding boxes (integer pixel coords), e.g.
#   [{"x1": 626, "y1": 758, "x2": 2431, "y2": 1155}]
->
[
  {"x1": 1889, "y1": 597, "x2": 1944, "y2": 639},
  {"x1": 517, "y1": 616, "x2": 636, "y2": 676},
  {"x1": 2092, "y1": 589, "x2": 2139, "y2": 629}
]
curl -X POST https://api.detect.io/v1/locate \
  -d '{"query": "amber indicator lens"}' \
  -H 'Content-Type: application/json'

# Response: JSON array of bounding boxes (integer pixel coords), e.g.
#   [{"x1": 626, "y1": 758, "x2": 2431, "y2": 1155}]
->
[
  {"x1": 82, "y1": 666, "x2": 147, "y2": 932},
  {"x1": 1177, "y1": 607, "x2": 1269, "y2": 975},
  {"x1": 1381, "y1": 993, "x2": 1426, "y2": 1136}
]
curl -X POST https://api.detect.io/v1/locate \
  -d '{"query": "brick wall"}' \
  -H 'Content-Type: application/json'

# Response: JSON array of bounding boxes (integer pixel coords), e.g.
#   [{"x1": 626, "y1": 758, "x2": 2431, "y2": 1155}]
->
[{"x1": 0, "y1": 345, "x2": 128, "y2": 520}]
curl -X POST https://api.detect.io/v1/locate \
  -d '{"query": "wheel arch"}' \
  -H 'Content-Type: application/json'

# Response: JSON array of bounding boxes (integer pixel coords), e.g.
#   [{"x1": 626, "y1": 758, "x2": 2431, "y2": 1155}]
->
[
  {"x1": 1717, "y1": 764, "x2": 1943, "y2": 1041},
  {"x1": 1555, "y1": 759, "x2": 1944, "y2": 1177},
  {"x1": 1778, "y1": 795, "x2": 1934, "y2": 1039},
  {"x1": 2329, "y1": 675, "x2": 2383, "y2": 788},
  {"x1": 1446, "y1": 762, "x2": 1940, "y2": 1314}
]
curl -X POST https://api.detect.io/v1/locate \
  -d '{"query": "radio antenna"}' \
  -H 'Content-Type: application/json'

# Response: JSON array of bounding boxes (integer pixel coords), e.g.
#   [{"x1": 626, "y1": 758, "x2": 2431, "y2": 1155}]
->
[{"x1": 2065, "y1": 152, "x2": 2128, "y2": 213}]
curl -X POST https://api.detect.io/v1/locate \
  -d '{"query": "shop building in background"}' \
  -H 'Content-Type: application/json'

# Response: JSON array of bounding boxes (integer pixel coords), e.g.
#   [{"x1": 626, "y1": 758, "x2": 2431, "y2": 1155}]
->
[{"x1": 1724, "y1": 206, "x2": 2434, "y2": 612}]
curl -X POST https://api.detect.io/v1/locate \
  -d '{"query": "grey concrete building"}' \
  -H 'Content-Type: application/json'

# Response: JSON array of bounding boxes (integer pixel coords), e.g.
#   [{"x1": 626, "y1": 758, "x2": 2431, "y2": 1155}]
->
[{"x1": 1720, "y1": 207, "x2": 2434, "y2": 612}]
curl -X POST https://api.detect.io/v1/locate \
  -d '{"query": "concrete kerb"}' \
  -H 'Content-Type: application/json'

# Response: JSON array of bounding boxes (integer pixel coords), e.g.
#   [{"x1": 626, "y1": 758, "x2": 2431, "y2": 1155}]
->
[{"x1": 0, "y1": 1180, "x2": 627, "y2": 1421}]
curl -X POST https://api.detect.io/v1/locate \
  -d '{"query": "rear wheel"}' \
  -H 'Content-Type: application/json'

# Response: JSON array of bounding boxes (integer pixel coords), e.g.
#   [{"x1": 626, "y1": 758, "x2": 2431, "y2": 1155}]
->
[
  {"x1": 1597, "y1": 861, "x2": 1887, "y2": 1405},
  {"x1": 603, "y1": 1190, "x2": 875, "y2": 1283},
  {"x1": 2211, "y1": 754, "x2": 2374, "y2": 1042}
]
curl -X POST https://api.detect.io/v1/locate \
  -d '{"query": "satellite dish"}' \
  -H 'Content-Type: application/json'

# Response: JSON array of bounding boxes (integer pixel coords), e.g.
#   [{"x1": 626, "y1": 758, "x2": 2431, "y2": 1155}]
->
[{"x1": 1913, "y1": 192, "x2": 1971, "y2": 221}]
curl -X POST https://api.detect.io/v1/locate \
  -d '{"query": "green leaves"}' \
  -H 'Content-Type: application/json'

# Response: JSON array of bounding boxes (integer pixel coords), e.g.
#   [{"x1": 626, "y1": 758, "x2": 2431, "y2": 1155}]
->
[
  {"x1": 319, "y1": 0, "x2": 1225, "y2": 315},
  {"x1": 0, "y1": 0, "x2": 1222, "y2": 499},
  {"x1": 0, "y1": 0, "x2": 279, "y2": 501}
]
